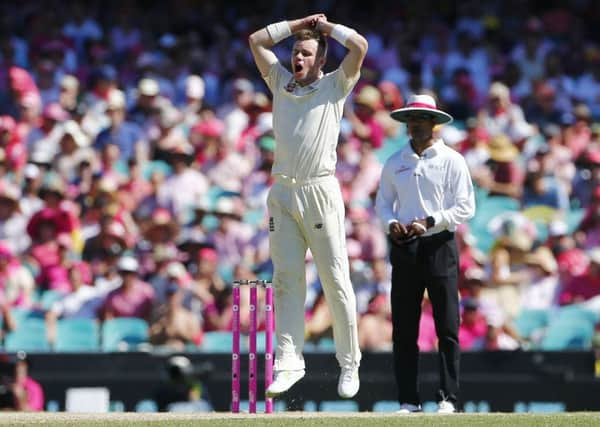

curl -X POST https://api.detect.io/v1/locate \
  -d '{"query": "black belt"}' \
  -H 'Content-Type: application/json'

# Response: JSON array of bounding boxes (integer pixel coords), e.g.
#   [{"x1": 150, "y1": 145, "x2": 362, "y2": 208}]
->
[{"x1": 390, "y1": 230, "x2": 454, "y2": 246}]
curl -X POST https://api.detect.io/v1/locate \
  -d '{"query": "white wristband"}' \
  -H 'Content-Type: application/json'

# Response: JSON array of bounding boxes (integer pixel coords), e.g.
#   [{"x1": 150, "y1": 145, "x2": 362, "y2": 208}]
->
[
  {"x1": 266, "y1": 21, "x2": 292, "y2": 44},
  {"x1": 411, "y1": 222, "x2": 427, "y2": 233},
  {"x1": 331, "y1": 24, "x2": 356, "y2": 46}
]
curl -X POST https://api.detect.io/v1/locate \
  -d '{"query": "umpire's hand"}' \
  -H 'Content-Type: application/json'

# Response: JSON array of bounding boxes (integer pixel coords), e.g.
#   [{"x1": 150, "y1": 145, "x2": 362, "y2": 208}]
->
[
  {"x1": 405, "y1": 219, "x2": 428, "y2": 240},
  {"x1": 389, "y1": 221, "x2": 408, "y2": 245}
]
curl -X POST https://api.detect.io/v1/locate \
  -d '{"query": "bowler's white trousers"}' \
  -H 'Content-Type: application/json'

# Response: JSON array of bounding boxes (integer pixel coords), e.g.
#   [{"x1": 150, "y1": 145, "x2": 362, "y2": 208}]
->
[{"x1": 267, "y1": 174, "x2": 361, "y2": 371}]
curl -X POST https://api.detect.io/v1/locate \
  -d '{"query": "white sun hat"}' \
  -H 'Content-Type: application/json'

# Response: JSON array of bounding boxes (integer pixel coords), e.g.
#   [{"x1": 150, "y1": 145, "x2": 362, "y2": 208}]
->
[
  {"x1": 117, "y1": 256, "x2": 139, "y2": 273},
  {"x1": 390, "y1": 94, "x2": 453, "y2": 125},
  {"x1": 186, "y1": 75, "x2": 205, "y2": 100},
  {"x1": 138, "y1": 78, "x2": 160, "y2": 97}
]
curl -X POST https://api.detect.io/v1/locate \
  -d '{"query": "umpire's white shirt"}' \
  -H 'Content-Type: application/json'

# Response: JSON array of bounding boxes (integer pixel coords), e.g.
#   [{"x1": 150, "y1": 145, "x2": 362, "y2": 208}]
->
[
  {"x1": 263, "y1": 62, "x2": 356, "y2": 180},
  {"x1": 375, "y1": 139, "x2": 476, "y2": 235}
]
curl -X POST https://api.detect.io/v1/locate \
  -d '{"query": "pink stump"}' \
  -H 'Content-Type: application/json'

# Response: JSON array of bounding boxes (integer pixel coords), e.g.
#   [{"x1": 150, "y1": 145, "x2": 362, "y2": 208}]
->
[
  {"x1": 264, "y1": 281, "x2": 274, "y2": 413},
  {"x1": 231, "y1": 282, "x2": 241, "y2": 413},
  {"x1": 249, "y1": 281, "x2": 258, "y2": 413}
]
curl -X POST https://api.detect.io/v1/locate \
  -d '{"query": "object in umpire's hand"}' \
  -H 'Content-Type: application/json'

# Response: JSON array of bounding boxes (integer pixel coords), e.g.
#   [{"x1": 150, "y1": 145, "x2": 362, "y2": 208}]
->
[
  {"x1": 412, "y1": 221, "x2": 427, "y2": 233},
  {"x1": 405, "y1": 221, "x2": 427, "y2": 239}
]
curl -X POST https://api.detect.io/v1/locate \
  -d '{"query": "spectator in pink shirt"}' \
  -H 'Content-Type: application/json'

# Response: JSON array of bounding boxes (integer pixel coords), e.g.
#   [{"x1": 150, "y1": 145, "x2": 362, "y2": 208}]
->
[
  {"x1": 576, "y1": 187, "x2": 600, "y2": 249},
  {"x1": 358, "y1": 293, "x2": 391, "y2": 351},
  {"x1": 0, "y1": 242, "x2": 34, "y2": 308},
  {"x1": 346, "y1": 85, "x2": 385, "y2": 150},
  {"x1": 418, "y1": 295, "x2": 438, "y2": 352},
  {"x1": 36, "y1": 233, "x2": 74, "y2": 293},
  {"x1": 473, "y1": 133, "x2": 524, "y2": 199},
  {"x1": 346, "y1": 208, "x2": 386, "y2": 262},
  {"x1": 564, "y1": 104, "x2": 592, "y2": 160},
  {"x1": 458, "y1": 298, "x2": 487, "y2": 350},
  {"x1": 13, "y1": 353, "x2": 44, "y2": 411},
  {"x1": 0, "y1": 115, "x2": 27, "y2": 176},
  {"x1": 376, "y1": 81, "x2": 403, "y2": 138},
  {"x1": 559, "y1": 248, "x2": 600, "y2": 305},
  {"x1": 102, "y1": 256, "x2": 155, "y2": 321},
  {"x1": 348, "y1": 141, "x2": 383, "y2": 205}
]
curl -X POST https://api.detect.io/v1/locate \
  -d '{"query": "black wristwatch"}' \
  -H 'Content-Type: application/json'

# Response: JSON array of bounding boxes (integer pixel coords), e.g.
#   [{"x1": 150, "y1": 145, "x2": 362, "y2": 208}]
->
[{"x1": 426, "y1": 216, "x2": 435, "y2": 229}]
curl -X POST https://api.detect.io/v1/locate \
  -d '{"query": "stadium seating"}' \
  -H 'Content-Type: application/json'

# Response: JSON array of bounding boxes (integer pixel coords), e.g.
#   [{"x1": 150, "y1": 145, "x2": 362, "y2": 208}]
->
[
  {"x1": 10, "y1": 307, "x2": 45, "y2": 325},
  {"x1": 538, "y1": 305, "x2": 597, "y2": 350},
  {"x1": 422, "y1": 401, "x2": 440, "y2": 413},
  {"x1": 4, "y1": 318, "x2": 50, "y2": 352},
  {"x1": 142, "y1": 160, "x2": 172, "y2": 181},
  {"x1": 314, "y1": 337, "x2": 336, "y2": 352},
  {"x1": 566, "y1": 208, "x2": 585, "y2": 234},
  {"x1": 255, "y1": 330, "x2": 279, "y2": 354},
  {"x1": 46, "y1": 400, "x2": 60, "y2": 412},
  {"x1": 243, "y1": 209, "x2": 265, "y2": 227},
  {"x1": 319, "y1": 400, "x2": 359, "y2": 412},
  {"x1": 40, "y1": 289, "x2": 66, "y2": 310},
  {"x1": 101, "y1": 317, "x2": 149, "y2": 351},
  {"x1": 200, "y1": 331, "x2": 234, "y2": 353},
  {"x1": 514, "y1": 309, "x2": 550, "y2": 341},
  {"x1": 55, "y1": 318, "x2": 100, "y2": 352},
  {"x1": 541, "y1": 319, "x2": 595, "y2": 350},
  {"x1": 372, "y1": 400, "x2": 401, "y2": 412},
  {"x1": 303, "y1": 400, "x2": 318, "y2": 412},
  {"x1": 463, "y1": 400, "x2": 491, "y2": 413},
  {"x1": 237, "y1": 400, "x2": 286, "y2": 413},
  {"x1": 217, "y1": 265, "x2": 234, "y2": 285},
  {"x1": 554, "y1": 305, "x2": 597, "y2": 327},
  {"x1": 109, "y1": 400, "x2": 126, "y2": 412},
  {"x1": 469, "y1": 195, "x2": 520, "y2": 253},
  {"x1": 514, "y1": 401, "x2": 566, "y2": 413},
  {"x1": 135, "y1": 399, "x2": 158, "y2": 412}
]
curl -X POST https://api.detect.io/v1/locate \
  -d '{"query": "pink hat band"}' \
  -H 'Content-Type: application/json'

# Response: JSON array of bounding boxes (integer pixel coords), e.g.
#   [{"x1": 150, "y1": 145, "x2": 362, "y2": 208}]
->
[
  {"x1": 389, "y1": 94, "x2": 454, "y2": 124},
  {"x1": 406, "y1": 102, "x2": 438, "y2": 110}
]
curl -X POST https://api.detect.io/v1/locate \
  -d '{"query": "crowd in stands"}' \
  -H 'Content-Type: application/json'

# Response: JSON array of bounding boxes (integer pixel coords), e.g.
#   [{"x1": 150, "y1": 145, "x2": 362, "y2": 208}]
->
[{"x1": 0, "y1": 0, "x2": 599, "y2": 357}]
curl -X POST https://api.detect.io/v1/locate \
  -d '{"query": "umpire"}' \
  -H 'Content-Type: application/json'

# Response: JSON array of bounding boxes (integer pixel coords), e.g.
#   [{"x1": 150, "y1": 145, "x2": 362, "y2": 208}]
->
[{"x1": 375, "y1": 94, "x2": 475, "y2": 414}]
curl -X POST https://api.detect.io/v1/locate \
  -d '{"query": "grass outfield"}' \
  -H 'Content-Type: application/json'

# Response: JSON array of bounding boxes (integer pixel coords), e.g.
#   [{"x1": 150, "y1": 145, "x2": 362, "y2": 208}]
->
[{"x1": 0, "y1": 412, "x2": 599, "y2": 427}]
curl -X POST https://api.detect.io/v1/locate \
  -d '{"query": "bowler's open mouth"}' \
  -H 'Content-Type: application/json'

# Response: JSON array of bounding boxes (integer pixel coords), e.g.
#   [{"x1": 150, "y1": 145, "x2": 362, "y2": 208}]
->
[{"x1": 294, "y1": 63, "x2": 303, "y2": 73}]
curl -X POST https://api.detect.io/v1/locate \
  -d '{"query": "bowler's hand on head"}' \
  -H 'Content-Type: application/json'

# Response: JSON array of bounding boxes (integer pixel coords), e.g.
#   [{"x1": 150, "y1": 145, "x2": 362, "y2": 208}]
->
[
  {"x1": 314, "y1": 15, "x2": 329, "y2": 33},
  {"x1": 305, "y1": 13, "x2": 326, "y2": 28}
]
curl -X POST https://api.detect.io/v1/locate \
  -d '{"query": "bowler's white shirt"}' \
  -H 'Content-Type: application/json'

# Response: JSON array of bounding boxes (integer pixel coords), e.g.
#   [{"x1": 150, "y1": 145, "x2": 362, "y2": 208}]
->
[
  {"x1": 375, "y1": 139, "x2": 475, "y2": 235},
  {"x1": 262, "y1": 62, "x2": 358, "y2": 180}
]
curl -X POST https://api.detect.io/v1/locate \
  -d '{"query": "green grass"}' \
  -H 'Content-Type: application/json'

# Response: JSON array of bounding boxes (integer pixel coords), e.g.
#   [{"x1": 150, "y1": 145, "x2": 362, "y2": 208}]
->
[{"x1": 1, "y1": 413, "x2": 600, "y2": 427}]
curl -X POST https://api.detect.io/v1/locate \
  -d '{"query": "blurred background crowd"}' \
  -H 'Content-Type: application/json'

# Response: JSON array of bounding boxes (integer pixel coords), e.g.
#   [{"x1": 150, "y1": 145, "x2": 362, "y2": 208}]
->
[{"x1": 0, "y1": 0, "x2": 599, "y2": 371}]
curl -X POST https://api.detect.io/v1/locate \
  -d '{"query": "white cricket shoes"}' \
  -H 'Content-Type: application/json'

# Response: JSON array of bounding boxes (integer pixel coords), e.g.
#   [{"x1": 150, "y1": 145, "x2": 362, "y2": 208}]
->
[
  {"x1": 437, "y1": 400, "x2": 456, "y2": 413},
  {"x1": 337, "y1": 366, "x2": 360, "y2": 398},
  {"x1": 396, "y1": 403, "x2": 422, "y2": 413},
  {"x1": 265, "y1": 369, "x2": 305, "y2": 397}
]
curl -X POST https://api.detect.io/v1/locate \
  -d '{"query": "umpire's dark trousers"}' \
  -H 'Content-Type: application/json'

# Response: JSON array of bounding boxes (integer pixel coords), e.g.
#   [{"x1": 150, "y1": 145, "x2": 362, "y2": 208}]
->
[{"x1": 389, "y1": 230, "x2": 460, "y2": 405}]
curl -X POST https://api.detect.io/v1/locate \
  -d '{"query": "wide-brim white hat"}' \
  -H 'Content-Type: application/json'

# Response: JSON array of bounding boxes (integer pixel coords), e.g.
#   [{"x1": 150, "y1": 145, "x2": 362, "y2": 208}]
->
[{"x1": 390, "y1": 94, "x2": 453, "y2": 125}]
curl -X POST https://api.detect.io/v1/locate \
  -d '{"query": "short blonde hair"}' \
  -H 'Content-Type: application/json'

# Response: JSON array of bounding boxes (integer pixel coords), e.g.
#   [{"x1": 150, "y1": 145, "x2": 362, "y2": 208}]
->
[{"x1": 294, "y1": 29, "x2": 328, "y2": 58}]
